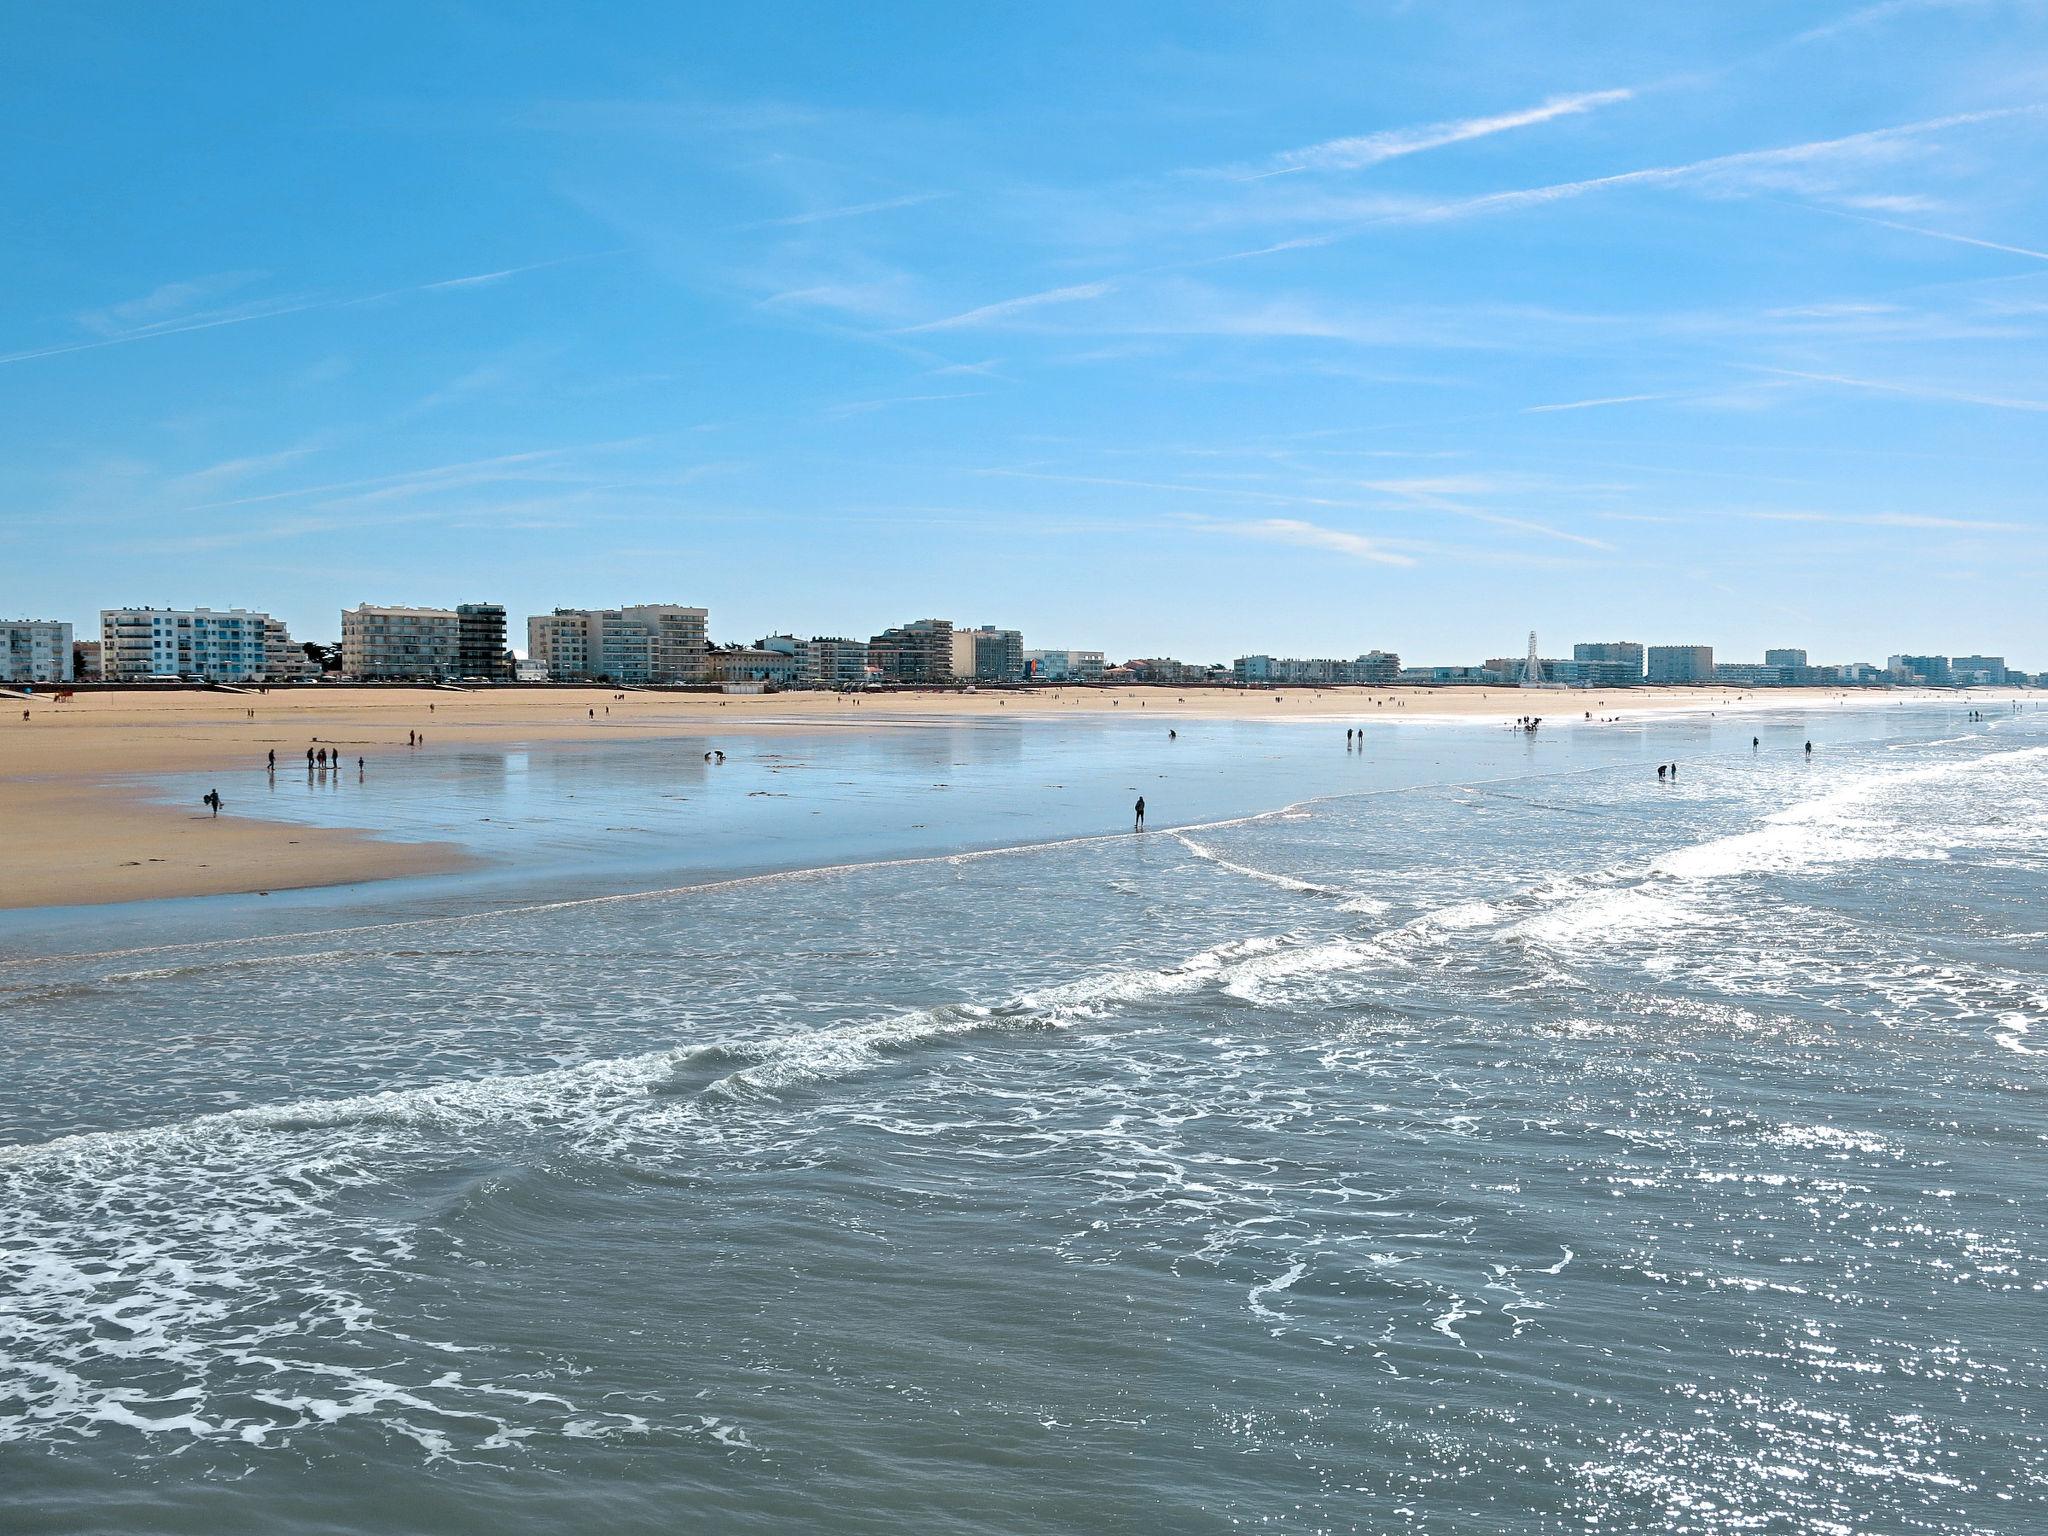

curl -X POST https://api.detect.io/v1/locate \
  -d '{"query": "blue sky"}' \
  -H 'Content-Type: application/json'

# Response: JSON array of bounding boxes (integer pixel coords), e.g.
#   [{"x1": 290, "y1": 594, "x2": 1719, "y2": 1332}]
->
[{"x1": 4, "y1": 1, "x2": 2046, "y2": 666}]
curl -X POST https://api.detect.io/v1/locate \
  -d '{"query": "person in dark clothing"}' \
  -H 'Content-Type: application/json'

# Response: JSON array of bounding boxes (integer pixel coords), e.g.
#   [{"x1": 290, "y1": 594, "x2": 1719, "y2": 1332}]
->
[
  {"x1": 1134, "y1": 796, "x2": 1146, "y2": 830},
  {"x1": 1657, "y1": 764, "x2": 1667, "y2": 781},
  {"x1": 267, "y1": 750, "x2": 275, "y2": 769}
]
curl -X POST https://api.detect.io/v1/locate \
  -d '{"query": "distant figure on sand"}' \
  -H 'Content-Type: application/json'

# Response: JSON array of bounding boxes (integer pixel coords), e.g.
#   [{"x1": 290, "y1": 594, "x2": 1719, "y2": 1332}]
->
[
  {"x1": 203, "y1": 789, "x2": 222, "y2": 817},
  {"x1": 1134, "y1": 796, "x2": 1146, "y2": 831},
  {"x1": 1805, "y1": 741, "x2": 1813, "y2": 755},
  {"x1": 266, "y1": 750, "x2": 275, "y2": 769}
]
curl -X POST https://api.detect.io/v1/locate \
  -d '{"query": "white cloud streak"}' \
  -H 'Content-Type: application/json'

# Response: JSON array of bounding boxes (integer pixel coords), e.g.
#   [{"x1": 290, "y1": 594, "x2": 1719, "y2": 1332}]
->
[
  {"x1": 1247, "y1": 88, "x2": 1635, "y2": 179},
  {"x1": 0, "y1": 255, "x2": 607, "y2": 368},
  {"x1": 1752, "y1": 364, "x2": 2048, "y2": 412},
  {"x1": 739, "y1": 192, "x2": 949, "y2": 229},
  {"x1": 1203, "y1": 517, "x2": 1418, "y2": 566},
  {"x1": 896, "y1": 280, "x2": 1117, "y2": 334}
]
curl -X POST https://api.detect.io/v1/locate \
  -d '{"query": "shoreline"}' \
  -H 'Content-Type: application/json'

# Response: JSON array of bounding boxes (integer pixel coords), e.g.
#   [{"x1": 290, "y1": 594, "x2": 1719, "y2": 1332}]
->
[{"x1": 0, "y1": 684, "x2": 2018, "y2": 910}]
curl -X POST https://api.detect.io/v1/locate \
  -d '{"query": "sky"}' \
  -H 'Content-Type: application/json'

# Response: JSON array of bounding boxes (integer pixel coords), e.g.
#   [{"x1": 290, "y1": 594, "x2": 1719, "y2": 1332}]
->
[{"x1": 4, "y1": 1, "x2": 2047, "y2": 667}]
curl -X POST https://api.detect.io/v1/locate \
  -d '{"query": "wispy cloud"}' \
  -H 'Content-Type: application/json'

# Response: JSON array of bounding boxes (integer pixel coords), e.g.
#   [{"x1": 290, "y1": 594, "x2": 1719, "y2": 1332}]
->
[
  {"x1": 1788, "y1": 0, "x2": 1999, "y2": 48},
  {"x1": 1419, "y1": 105, "x2": 2045, "y2": 223},
  {"x1": 1740, "y1": 508, "x2": 2027, "y2": 531},
  {"x1": 1199, "y1": 516, "x2": 1418, "y2": 566},
  {"x1": 1787, "y1": 201, "x2": 2048, "y2": 263},
  {"x1": 1753, "y1": 364, "x2": 2048, "y2": 412},
  {"x1": 0, "y1": 254, "x2": 608, "y2": 369},
  {"x1": 823, "y1": 390, "x2": 986, "y2": 417},
  {"x1": 896, "y1": 280, "x2": 1117, "y2": 334},
  {"x1": 1521, "y1": 391, "x2": 1681, "y2": 414},
  {"x1": 738, "y1": 192, "x2": 949, "y2": 229},
  {"x1": 1243, "y1": 89, "x2": 1635, "y2": 180}
]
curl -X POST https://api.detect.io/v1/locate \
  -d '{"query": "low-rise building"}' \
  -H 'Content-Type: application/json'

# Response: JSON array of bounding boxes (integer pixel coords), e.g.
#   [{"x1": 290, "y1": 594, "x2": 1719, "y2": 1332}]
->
[
  {"x1": 1, "y1": 620, "x2": 74, "y2": 684},
  {"x1": 1713, "y1": 662, "x2": 1790, "y2": 687},
  {"x1": 101, "y1": 607, "x2": 283, "y2": 682},
  {"x1": 1400, "y1": 665, "x2": 1498, "y2": 685},
  {"x1": 710, "y1": 644, "x2": 802, "y2": 687},
  {"x1": 1764, "y1": 647, "x2": 1808, "y2": 669},
  {"x1": 759, "y1": 635, "x2": 818, "y2": 687},
  {"x1": 1231, "y1": 652, "x2": 1402, "y2": 685}
]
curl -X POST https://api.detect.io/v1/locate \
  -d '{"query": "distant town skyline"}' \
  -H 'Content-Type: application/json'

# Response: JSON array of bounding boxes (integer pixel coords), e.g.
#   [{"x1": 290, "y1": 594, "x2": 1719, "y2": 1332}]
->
[{"x1": 4, "y1": 4, "x2": 2047, "y2": 661}]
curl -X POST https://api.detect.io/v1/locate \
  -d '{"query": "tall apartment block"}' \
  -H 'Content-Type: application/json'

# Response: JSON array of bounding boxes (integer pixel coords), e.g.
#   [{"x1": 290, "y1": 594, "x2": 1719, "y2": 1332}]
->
[
  {"x1": 957, "y1": 625, "x2": 1025, "y2": 683},
  {"x1": 526, "y1": 605, "x2": 710, "y2": 684},
  {"x1": 868, "y1": 620, "x2": 957, "y2": 683},
  {"x1": 808, "y1": 636, "x2": 871, "y2": 689},
  {"x1": 1, "y1": 620, "x2": 74, "y2": 683},
  {"x1": 343, "y1": 605, "x2": 459, "y2": 679},
  {"x1": 1646, "y1": 645, "x2": 1715, "y2": 684},
  {"x1": 1573, "y1": 641, "x2": 1645, "y2": 679},
  {"x1": 341, "y1": 602, "x2": 510, "y2": 681},
  {"x1": 101, "y1": 608, "x2": 285, "y2": 682}
]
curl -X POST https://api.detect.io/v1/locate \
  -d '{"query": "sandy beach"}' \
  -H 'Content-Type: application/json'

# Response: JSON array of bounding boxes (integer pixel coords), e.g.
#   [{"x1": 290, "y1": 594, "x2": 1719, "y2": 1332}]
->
[{"x1": 0, "y1": 682, "x2": 1993, "y2": 909}]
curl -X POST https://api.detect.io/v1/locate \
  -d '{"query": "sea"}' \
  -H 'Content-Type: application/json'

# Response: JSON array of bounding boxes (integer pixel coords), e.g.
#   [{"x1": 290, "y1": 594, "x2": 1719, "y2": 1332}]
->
[{"x1": 2, "y1": 700, "x2": 2043, "y2": 1534}]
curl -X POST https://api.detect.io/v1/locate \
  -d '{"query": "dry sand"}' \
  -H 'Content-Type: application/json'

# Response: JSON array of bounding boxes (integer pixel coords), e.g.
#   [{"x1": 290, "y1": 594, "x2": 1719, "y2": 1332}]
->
[{"x1": 0, "y1": 682, "x2": 1981, "y2": 909}]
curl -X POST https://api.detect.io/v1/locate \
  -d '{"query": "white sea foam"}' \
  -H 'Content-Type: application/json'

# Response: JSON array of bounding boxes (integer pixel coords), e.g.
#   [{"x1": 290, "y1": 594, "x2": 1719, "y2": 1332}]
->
[{"x1": 1173, "y1": 835, "x2": 1347, "y2": 898}]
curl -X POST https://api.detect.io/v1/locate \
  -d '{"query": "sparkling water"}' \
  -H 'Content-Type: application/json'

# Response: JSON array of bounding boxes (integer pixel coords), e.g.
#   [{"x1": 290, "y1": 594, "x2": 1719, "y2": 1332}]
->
[{"x1": 3, "y1": 703, "x2": 2042, "y2": 1533}]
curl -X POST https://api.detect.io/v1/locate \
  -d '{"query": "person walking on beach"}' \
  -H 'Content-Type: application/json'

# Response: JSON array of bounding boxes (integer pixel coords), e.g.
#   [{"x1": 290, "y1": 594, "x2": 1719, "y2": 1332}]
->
[
  {"x1": 306, "y1": 747, "x2": 315, "y2": 768},
  {"x1": 1805, "y1": 741, "x2": 1813, "y2": 755},
  {"x1": 203, "y1": 789, "x2": 222, "y2": 817},
  {"x1": 1134, "y1": 795, "x2": 1146, "y2": 831},
  {"x1": 266, "y1": 749, "x2": 275, "y2": 770},
  {"x1": 1657, "y1": 764, "x2": 1667, "y2": 781}
]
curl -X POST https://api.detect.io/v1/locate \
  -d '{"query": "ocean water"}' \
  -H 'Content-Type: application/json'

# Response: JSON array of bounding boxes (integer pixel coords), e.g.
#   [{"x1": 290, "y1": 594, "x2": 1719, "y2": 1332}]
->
[{"x1": 3, "y1": 703, "x2": 2044, "y2": 1534}]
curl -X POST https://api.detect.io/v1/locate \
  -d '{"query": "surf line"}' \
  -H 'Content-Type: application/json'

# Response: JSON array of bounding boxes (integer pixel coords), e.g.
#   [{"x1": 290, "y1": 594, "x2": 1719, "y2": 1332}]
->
[{"x1": 0, "y1": 800, "x2": 1325, "y2": 970}]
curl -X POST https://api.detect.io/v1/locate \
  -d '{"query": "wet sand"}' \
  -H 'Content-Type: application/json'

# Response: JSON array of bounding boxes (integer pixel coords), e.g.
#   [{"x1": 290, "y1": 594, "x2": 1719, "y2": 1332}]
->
[{"x1": 0, "y1": 683, "x2": 1986, "y2": 908}]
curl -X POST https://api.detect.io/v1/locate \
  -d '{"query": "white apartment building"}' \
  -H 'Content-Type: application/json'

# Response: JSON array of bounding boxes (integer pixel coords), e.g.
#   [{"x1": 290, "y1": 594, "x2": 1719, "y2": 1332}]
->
[
  {"x1": 1, "y1": 620, "x2": 74, "y2": 684},
  {"x1": 525, "y1": 605, "x2": 709, "y2": 684},
  {"x1": 100, "y1": 608, "x2": 279, "y2": 681},
  {"x1": 1024, "y1": 648, "x2": 1105, "y2": 682}
]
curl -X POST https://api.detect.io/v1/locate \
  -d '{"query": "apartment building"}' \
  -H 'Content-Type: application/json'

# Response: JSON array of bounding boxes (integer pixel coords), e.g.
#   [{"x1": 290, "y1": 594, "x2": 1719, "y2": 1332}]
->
[
  {"x1": 1573, "y1": 641, "x2": 1645, "y2": 679},
  {"x1": 0, "y1": 620, "x2": 74, "y2": 684},
  {"x1": 809, "y1": 636, "x2": 872, "y2": 689},
  {"x1": 1024, "y1": 648, "x2": 1106, "y2": 682},
  {"x1": 101, "y1": 608, "x2": 281, "y2": 681},
  {"x1": 869, "y1": 620, "x2": 957, "y2": 683},
  {"x1": 526, "y1": 605, "x2": 709, "y2": 684},
  {"x1": 342, "y1": 605, "x2": 461, "y2": 679},
  {"x1": 1646, "y1": 645, "x2": 1715, "y2": 684},
  {"x1": 956, "y1": 625, "x2": 1025, "y2": 683}
]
